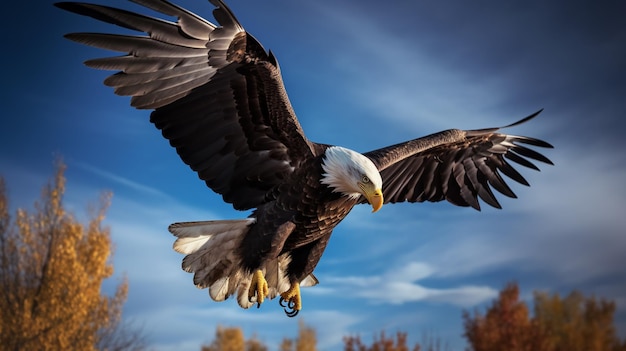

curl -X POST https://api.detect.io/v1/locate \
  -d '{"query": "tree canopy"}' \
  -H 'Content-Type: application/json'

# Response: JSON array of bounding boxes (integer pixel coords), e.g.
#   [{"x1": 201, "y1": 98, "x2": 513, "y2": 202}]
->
[
  {"x1": 463, "y1": 282, "x2": 626, "y2": 351},
  {"x1": 0, "y1": 161, "x2": 144, "y2": 351}
]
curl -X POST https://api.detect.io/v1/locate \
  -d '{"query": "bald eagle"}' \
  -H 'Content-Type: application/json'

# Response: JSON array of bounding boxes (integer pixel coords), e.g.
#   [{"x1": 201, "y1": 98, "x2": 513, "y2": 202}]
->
[{"x1": 56, "y1": 0, "x2": 553, "y2": 316}]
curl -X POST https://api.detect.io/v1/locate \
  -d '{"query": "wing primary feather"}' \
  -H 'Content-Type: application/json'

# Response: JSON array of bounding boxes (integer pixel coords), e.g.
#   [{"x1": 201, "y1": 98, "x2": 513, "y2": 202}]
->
[
  {"x1": 497, "y1": 159, "x2": 530, "y2": 186},
  {"x1": 515, "y1": 136, "x2": 554, "y2": 149},
  {"x1": 84, "y1": 55, "x2": 207, "y2": 72},
  {"x1": 209, "y1": 0, "x2": 244, "y2": 32},
  {"x1": 466, "y1": 158, "x2": 501, "y2": 209},
  {"x1": 131, "y1": 0, "x2": 216, "y2": 39},
  {"x1": 478, "y1": 160, "x2": 517, "y2": 198},
  {"x1": 467, "y1": 109, "x2": 545, "y2": 135},
  {"x1": 453, "y1": 162, "x2": 480, "y2": 210},
  {"x1": 64, "y1": 33, "x2": 207, "y2": 57},
  {"x1": 504, "y1": 152, "x2": 540, "y2": 171},
  {"x1": 501, "y1": 108, "x2": 544, "y2": 128},
  {"x1": 103, "y1": 62, "x2": 213, "y2": 87},
  {"x1": 444, "y1": 171, "x2": 469, "y2": 208},
  {"x1": 510, "y1": 142, "x2": 554, "y2": 164},
  {"x1": 56, "y1": 2, "x2": 151, "y2": 32}
]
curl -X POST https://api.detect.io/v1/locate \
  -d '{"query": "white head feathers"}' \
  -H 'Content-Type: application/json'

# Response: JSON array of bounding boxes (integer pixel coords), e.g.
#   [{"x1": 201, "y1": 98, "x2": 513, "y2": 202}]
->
[{"x1": 320, "y1": 146, "x2": 383, "y2": 198}]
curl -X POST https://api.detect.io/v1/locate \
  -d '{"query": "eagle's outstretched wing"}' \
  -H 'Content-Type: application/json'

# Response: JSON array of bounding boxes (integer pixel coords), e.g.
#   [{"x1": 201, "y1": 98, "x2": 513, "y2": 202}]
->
[
  {"x1": 364, "y1": 110, "x2": 553, "y2": 210},
  {"x1": 56, "y1": 0, "x2": 314, "y2": 210}
]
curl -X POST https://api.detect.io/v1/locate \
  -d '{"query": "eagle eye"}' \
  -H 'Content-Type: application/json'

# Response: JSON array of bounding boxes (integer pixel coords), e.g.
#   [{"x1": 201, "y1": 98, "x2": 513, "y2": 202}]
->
[{"x1": 361, "y1": 175, "x2": 370, "y2": 183}]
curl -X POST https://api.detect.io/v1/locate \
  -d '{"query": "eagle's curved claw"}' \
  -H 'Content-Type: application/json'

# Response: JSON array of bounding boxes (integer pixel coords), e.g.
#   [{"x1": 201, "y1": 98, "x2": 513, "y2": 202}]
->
[
  {"x1": 249, "y1": 269, "x2": 269, "y2": 308},
  {"x1": 279, "y1": 297, "x2": 299, "y2": 317},
  {"x1": 279, "y1": 282, "x2": 301, "y2": 317}
]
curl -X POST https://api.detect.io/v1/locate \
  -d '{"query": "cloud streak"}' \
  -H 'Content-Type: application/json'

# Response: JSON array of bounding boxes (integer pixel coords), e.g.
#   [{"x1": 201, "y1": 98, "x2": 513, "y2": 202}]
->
[
  {"x1": 320, "y1": 261, "x2": 497, "y2": 307},
  {"x1": 73, "y1": 161, "x2": 171, "y2": 199}
]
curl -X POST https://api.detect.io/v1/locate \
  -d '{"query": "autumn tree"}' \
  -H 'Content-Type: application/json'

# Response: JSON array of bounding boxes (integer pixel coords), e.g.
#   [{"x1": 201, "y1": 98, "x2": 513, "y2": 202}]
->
[
  {"x1": 246, "y1": 335, "x2": 268, "y2": 351},
  {"x1": 343, "y1": 331, "x2": 423, "y2": 351},
  {"x1": 533, "y1": 290, "x2": 626, "y2": 351},
  {"x1": 463, "y1": 282, "x2": 546, "y2": 351},
  {"x1": 203, "y1": 327, "x2": 245, "y2": 351},
  {"x1": 0, "y1": 162, "x2": 145, "y2": 351},
  {"x1": 463, "y1": 282, "x2": 626, "y2": 351},
  {"x1": 295, "y1": 320, "x2": 317, "y2": 351},
  {"x1": 279, "y1": 320, "x2": 317, "y2": 351},
  {"x1": 202, "y1": 326, "x2": 267, "y2": 351},
  {"x1": 280, "y1": 338, "x2": 294, "y2": 351}
]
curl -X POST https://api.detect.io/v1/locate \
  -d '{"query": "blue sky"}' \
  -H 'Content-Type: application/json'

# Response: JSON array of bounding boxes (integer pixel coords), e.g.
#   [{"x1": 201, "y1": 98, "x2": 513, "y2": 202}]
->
[{"x1": 2, "y1": 0, "x2": 625, "y2": 349}]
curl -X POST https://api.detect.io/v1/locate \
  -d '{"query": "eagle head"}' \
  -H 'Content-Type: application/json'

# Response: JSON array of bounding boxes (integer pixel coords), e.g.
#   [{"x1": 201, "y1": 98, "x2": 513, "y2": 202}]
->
[{"x1": 321, "y1": 146, "x2": 384, "y2": 212}]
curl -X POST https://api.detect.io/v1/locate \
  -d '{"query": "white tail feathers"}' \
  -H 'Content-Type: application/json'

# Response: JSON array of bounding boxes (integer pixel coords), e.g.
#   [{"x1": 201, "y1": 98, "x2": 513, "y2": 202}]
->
[
  {"x1": 300, "y1": 273, "x2": 319, "y2": 288},
  {"x1": 169, "y1": 218, "x2": 319, "y2": 309},
  {"x1": 170, "y1": 219, "x2": 255, "y2": 254}
]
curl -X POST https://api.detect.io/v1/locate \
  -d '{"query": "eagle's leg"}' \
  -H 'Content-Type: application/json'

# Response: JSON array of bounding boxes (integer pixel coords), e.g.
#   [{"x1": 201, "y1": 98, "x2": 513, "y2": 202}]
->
[
  {"x1": 249, "y1": 269, "x2": 269, "y2": 308},
  {"x1": 279, "y1": 282, "x2": 301, "y2": 317}
]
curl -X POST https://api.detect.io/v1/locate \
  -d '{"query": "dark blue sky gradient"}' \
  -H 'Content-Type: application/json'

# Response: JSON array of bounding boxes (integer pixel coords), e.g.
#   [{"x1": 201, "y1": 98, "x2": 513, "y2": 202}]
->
[{"x1": 2, "y1": 0, "x2": 625, "y2": 349}]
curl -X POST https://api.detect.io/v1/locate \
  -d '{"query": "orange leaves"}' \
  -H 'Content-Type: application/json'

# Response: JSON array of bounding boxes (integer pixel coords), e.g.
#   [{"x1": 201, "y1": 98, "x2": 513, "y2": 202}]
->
[
  {"x1": 463, "y1": 282, "x2": 543, "y2": 351},
  {"x1": 295, "y1": 320, "x2": 318, "y2": 351},
  {"x1": 279, "y1": 320, "x2": 317, "y2": 351},
  {"x1": 0, "y1": 161, "x2": 129, "y2": 351},
  {"x1": 463, "y1": 282, "x2": 626, "y2": 351},
  {"x1": 203, "y1": 321, "x2": 316, "y2": 351},
  {"x1": 202, "y1": 327, "x2": 247, "y2": 351}
]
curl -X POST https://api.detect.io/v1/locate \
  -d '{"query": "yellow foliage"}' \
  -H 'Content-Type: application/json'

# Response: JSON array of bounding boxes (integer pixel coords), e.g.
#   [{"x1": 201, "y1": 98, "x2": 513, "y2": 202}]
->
[
  {"x1": 0, "y1": 161, "x2": 127, "y2": 351},
  {"x1": 280, "y1": 338, "x2": 295, "y2": 351},
  {"x1": 463, "y1": 282, "x2": 626, "y2": 351},
  {"x1": 274, "y1": 320, "x2": 318, "y2": 351},
  {"x1": 246, "y1": 335, "x2": 268, "y2": 351},
  {"x1": 533, "y1": 290, "x2": 621, "y2": 351},
  {"x1": 202, "y1": 326, "x2": 247, "y2": 351},
  {"x1": 201, "y1": 324, "x2": 313, "y2": 351},
  {"x1": 295, "y1": 320, "x2": 317, "y2": 351}
]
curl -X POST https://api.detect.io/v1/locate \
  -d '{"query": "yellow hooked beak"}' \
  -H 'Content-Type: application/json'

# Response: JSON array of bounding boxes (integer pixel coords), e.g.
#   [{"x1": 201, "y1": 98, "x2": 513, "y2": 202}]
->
[{"x1": 359, "y1": 182, "x2": 384, "y2": 213}]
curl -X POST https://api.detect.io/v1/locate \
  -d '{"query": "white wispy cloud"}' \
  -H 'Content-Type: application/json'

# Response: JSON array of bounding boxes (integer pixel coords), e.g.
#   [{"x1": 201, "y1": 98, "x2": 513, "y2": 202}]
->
[
  {"x1": 319, "y1": 260, "x2": 497, "y2": 307},
  {"x1": 72, "y1": 160, "x2": 172, "y2": 199}
]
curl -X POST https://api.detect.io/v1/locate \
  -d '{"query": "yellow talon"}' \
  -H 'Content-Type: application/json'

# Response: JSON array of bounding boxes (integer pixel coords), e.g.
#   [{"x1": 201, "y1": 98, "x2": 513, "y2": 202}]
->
[
  {"x1": 249, "y1": 269, "x2": 269, "y2": 308},
  {"x1": 279, "y1": 282, "x2": 301, "y2": 317}
]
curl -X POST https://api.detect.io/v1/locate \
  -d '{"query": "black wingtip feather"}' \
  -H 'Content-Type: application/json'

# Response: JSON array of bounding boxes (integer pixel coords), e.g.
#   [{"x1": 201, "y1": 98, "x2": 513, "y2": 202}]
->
[
  {"x1": 503, "y1": 108, "x2": 544, "y2": 129},
  {"x1": 505, "y1": 152, "x2": 540, "y2": 171},
  {"x1": 55, "y1": 2, "x2": 141, "y2": 31},
  {"x1": 511, "y1": 144, "x2": 553, "y2": 165},
  {"x1": 499, "y1": 161, "x2": 530, "y2": 186},
  {"x1": 516, "y1": 136, "x2": 554, "y2": 149},
  {"x1": 53, "y1": 2, "x2": 74, "y2": 11}
]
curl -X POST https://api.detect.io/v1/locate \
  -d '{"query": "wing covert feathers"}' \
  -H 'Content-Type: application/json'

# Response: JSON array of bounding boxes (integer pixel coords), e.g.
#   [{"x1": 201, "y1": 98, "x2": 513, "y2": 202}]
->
[{"x1": 365, "y1": 110, "x2": 553, "y2": 210}]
